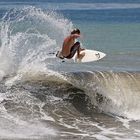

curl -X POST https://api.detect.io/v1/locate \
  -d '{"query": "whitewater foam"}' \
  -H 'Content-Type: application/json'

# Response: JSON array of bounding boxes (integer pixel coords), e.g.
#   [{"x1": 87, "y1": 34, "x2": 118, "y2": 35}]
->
[
  {"x1": 0, "y1": 88, "x2": 57, "y2": 139},
  {"x1": 0, "y1": 6, "x2": 73, "y2": 80}
]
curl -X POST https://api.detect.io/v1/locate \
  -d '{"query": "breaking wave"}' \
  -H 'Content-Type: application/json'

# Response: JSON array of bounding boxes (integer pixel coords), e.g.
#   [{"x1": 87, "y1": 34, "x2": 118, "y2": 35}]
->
[
  {"x1": 3, "y1": 70, "x2": 140, "y2": 121},
  {"x1": 0, "y1": 6, "x2": 73, "y2": 79},
  {"x1": 0, "y1": 6, "x2": 140, "y2": 121},
  {"x1": 0, "y1": 5, "x2": 140, "y2": 140}
]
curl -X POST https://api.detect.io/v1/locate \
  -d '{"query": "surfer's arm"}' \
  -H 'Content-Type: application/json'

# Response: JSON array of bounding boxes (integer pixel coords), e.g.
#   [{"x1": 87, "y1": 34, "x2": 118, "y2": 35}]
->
[{"x1": 71, "y1": 34, "x2": 80, "y2": 38}]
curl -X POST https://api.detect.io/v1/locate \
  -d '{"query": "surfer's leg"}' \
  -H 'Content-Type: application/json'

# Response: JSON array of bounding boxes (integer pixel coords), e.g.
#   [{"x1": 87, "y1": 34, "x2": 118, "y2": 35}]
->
[
  {"x1": 65, "y1": 42, "x2": 85, "y2": 59},
  {"x1": 65, "y1": 42, "x2": 80, "y2": 59},
  {"x1": 74, "y1": 42, "x2": 85, "y2": 60}
]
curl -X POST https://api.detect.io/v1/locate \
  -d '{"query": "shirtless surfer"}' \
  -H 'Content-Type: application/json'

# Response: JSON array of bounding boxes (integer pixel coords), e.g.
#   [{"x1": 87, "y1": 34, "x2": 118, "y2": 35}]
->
[{"x1": 56, "y1": 28, "x2": 85, "y2": 60}]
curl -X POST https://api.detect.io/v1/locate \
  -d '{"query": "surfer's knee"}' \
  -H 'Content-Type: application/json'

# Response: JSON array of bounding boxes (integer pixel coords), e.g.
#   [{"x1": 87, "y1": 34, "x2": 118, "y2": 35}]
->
[{"x1": 75, "y1": 41, "x2": 80, "y2": 45}]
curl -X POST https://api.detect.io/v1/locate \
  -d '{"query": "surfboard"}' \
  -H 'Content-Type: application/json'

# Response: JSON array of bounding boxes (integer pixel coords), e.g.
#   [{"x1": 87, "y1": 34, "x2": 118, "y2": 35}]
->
[
  {"x1": 56, "y1": 49, "x2": 106, "y2": 63},
  {"x1": 73, "y1": 49, "x2": 106, "y2": 63}
]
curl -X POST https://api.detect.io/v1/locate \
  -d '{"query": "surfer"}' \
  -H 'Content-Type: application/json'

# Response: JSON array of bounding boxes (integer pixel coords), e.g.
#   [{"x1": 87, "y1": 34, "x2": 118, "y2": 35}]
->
[{"x1": 56, "y1": 28, "x2": 85, "y2": 59}]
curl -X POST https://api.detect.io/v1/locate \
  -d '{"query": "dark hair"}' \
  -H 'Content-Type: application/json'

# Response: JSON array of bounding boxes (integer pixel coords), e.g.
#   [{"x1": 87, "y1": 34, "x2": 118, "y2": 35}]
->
[{"x1": 71, "y1": 28, "x2": 80, "y2": 34}]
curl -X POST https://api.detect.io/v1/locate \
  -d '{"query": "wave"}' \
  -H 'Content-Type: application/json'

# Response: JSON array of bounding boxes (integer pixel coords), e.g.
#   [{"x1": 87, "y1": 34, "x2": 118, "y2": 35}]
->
[
  {"x1": 3, "y1": 70, "x2": 140, "y2": 121},
  {"x1": 0, "y1": 5, "x2": 140, "y2": 122},
  {"x1": 0, "y1": 6, "x2": 73, "y2": 79},
  {"x1": 1, "y1": 5, "x2": 140, "y2": 139},
  {"x1": 0, "y1": 69, "x2": 140, "y2": 139},
  {"x1": 65, "y1": 71, "x2": 140, "y2": 120}
]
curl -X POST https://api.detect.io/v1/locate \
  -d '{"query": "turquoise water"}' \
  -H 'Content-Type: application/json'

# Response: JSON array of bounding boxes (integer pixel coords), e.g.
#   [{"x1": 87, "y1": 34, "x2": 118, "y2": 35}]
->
[
  {"x1": 1, "y1": 1, "x2": 140, "y2": 70},
  {"x1": 61, "y1": 9, "x2": 140, "y2": 71}
]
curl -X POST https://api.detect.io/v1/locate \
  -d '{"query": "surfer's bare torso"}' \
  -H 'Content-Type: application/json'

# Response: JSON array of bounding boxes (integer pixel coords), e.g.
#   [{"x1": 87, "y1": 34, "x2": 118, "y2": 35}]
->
[{"x1": 61, "y1": 34, "x2": 80, "y2": 57}]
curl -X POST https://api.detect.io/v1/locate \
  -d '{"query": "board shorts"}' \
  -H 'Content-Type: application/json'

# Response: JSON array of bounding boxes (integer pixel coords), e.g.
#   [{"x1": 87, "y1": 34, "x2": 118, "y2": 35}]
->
[{"x1": 65, "y1": 42, "x2": 80, "y2": 59}]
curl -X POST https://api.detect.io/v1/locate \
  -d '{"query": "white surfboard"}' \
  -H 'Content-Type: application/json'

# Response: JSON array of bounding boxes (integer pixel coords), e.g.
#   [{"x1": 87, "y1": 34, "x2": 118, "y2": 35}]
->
[
  {"x1": 72, "y1": 49, "x2": 106, "y2": 63},
  {"x1": 56, "y1": 49, "x2": 106, "y2": 63}
]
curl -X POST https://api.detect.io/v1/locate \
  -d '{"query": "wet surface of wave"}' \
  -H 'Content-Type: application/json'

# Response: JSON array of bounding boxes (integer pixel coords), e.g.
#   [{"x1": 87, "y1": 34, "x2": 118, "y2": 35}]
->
[
  {"x1": 2, "y1": 70, "x2": 140, "y2": 120},
  {"x1": 0, "y1": 71, "x2": 140, "y2": 139}
]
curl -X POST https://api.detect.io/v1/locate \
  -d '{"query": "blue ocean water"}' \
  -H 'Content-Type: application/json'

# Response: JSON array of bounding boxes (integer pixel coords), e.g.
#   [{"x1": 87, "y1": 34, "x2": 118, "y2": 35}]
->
[
  {"x1": 0, "y1": 1, "x2": 140, "y2": 140},
  {"x1": 1, "y1": 0, "x2": 140, "y2": 71}
]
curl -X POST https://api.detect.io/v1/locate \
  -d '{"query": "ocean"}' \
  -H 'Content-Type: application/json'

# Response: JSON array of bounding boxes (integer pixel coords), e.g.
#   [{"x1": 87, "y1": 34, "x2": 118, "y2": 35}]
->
[{"x1": 0, "y1": 0, "x2": 140, "y2": 140}]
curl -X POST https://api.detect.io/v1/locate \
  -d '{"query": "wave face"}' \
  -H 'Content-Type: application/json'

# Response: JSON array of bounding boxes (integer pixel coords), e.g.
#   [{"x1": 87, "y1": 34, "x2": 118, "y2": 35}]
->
[
  {"x1": 0, "y1": 70, "x2": 140, "y2": 139},
  {"x1": 0, "y1": 6, "x2": 73, "y2": 79},
  {"x1": 3, "y1": 71, "x2": 140, "y2": 120},
  {"x1": 66, "y1": 71, "x2": 140, "y2": 120}
]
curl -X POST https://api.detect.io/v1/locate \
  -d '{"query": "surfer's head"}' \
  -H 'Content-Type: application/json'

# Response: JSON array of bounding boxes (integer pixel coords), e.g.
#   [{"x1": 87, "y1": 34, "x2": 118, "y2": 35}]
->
[{"x1": 71, "y1": 28, "x2": 80, "y2": 35}]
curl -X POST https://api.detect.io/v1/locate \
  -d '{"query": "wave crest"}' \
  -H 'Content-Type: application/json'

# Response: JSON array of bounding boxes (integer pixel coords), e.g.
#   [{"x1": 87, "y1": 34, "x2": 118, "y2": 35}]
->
[{"x1": 0, "y1": 6, "x2": 73, "y2": 79}]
